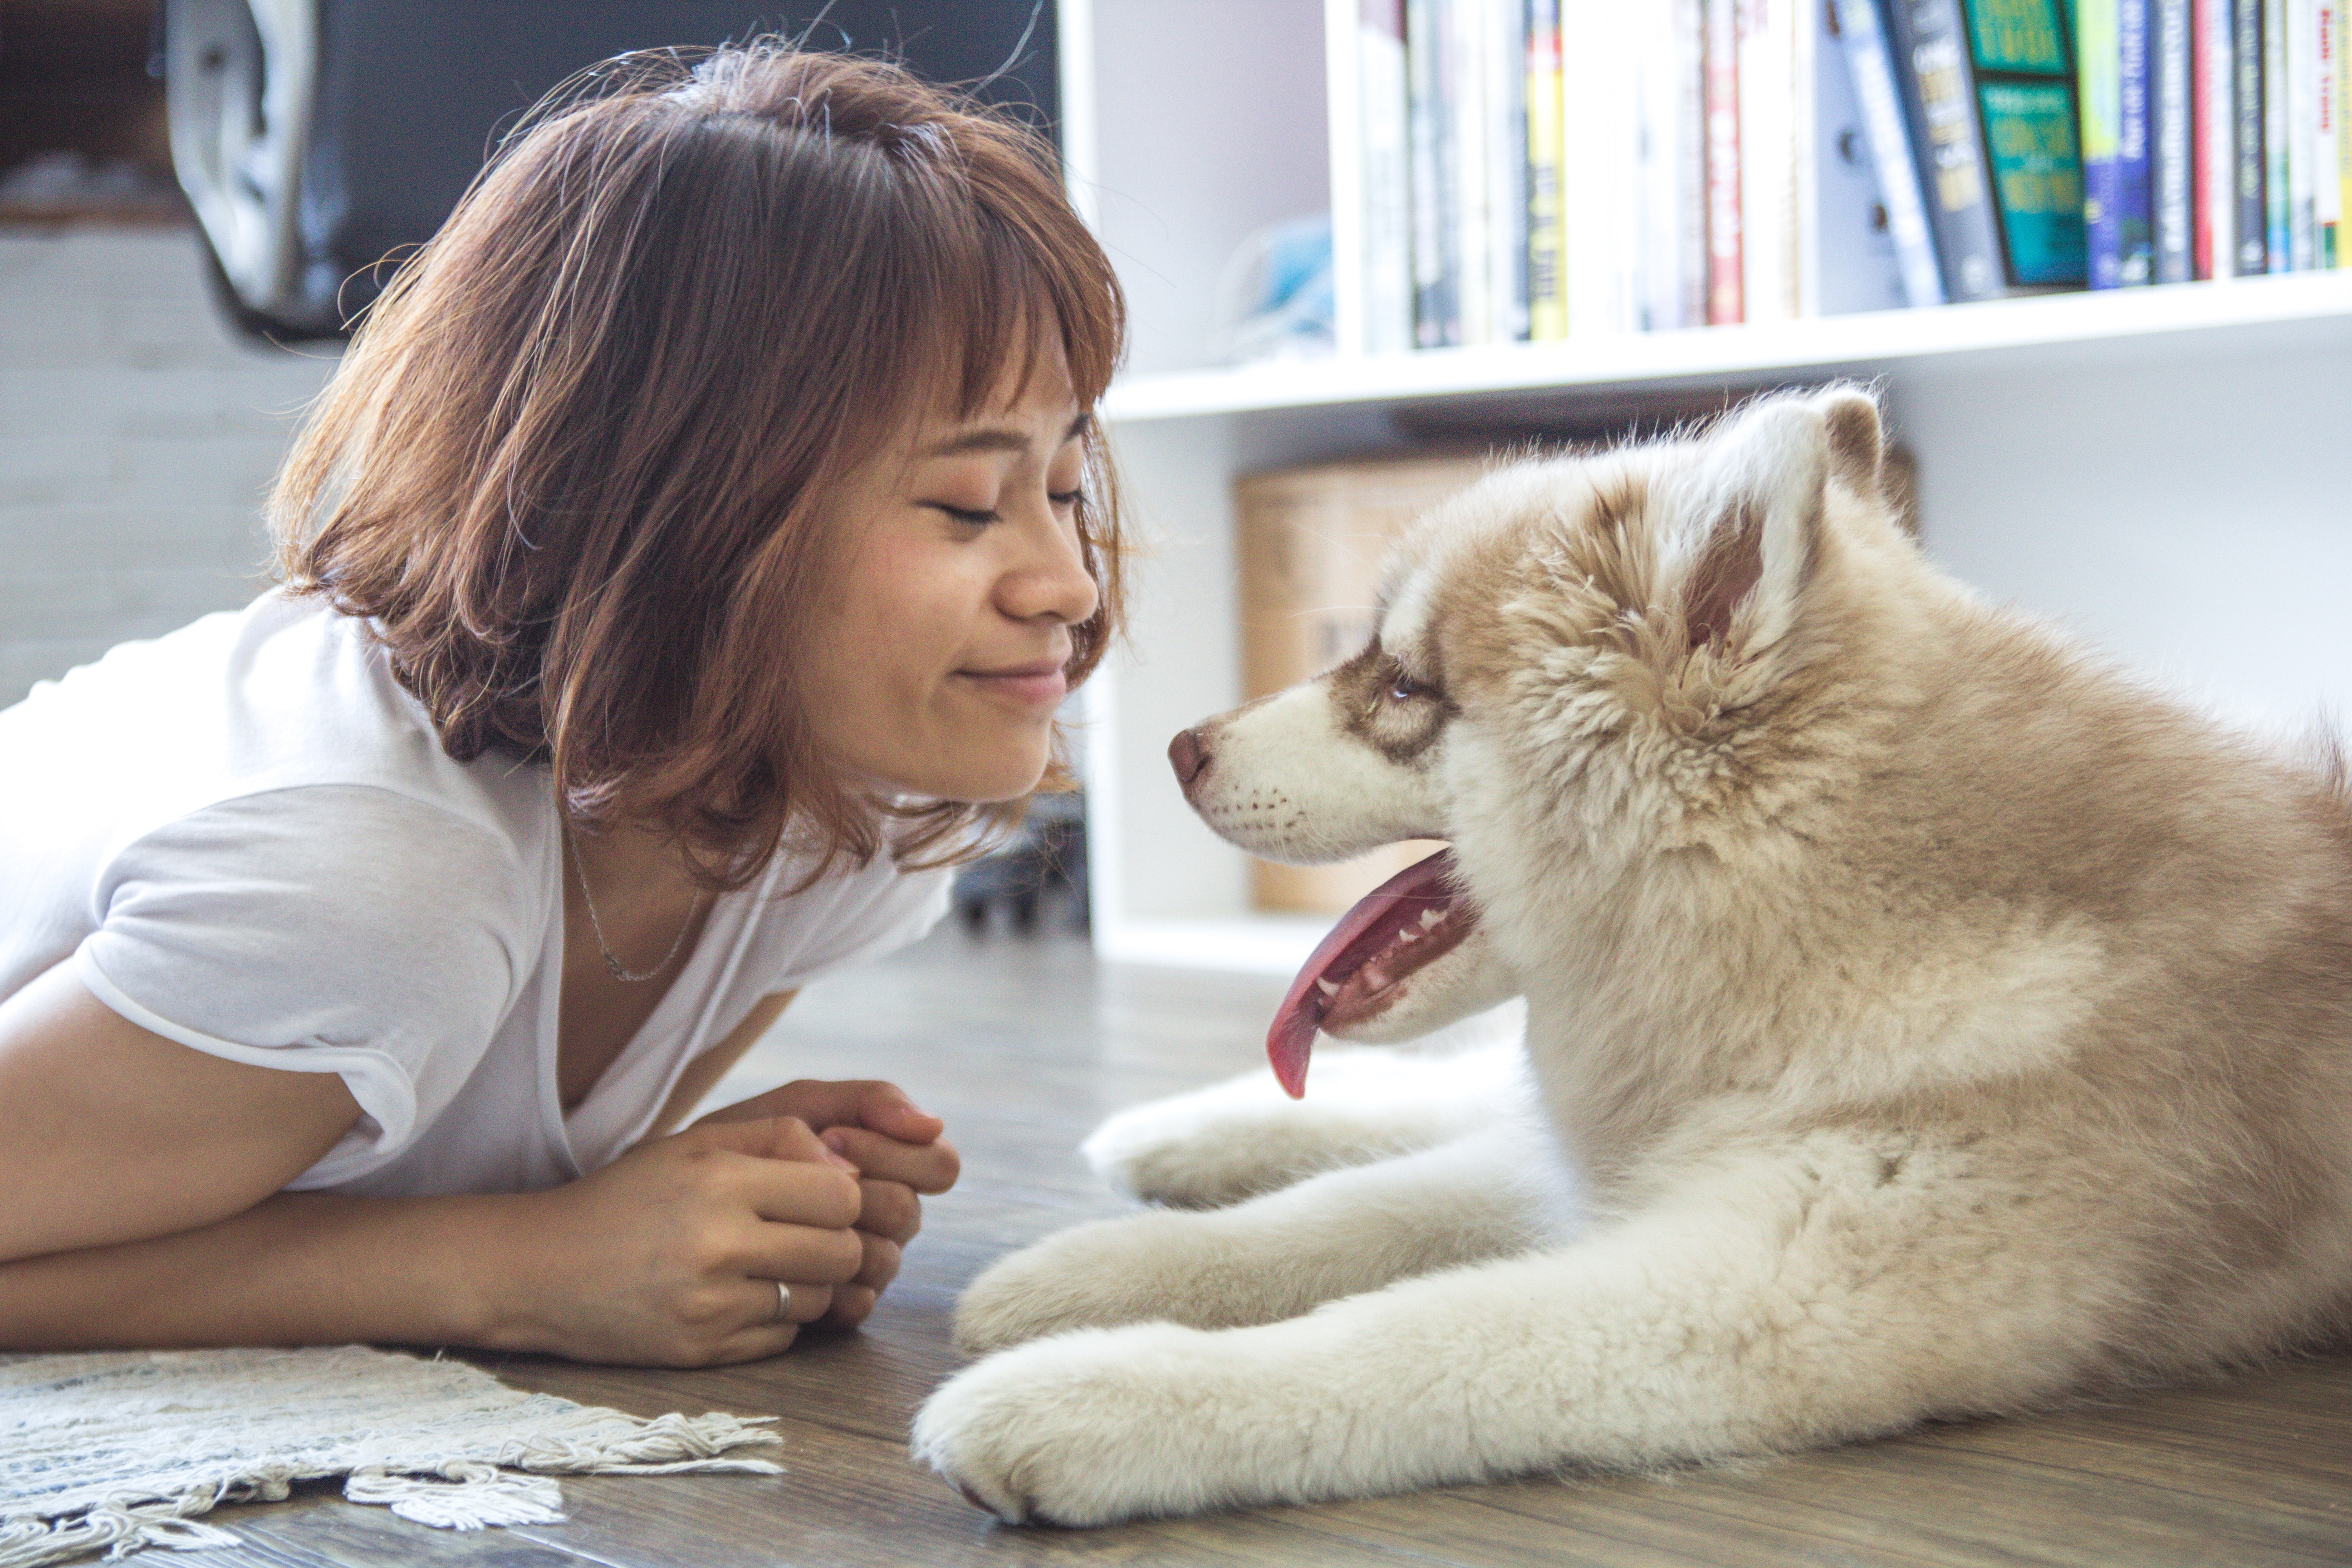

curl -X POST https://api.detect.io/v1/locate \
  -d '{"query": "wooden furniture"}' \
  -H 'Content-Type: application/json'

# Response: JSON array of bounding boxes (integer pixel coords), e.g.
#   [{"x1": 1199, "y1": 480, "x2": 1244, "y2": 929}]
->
[
  {"x1": 180, "y1": 930, "x2": 2352, "y2": 1567},
  {"x1": 1058, "y1": 0, "x2": 2352, "y2": 975}
]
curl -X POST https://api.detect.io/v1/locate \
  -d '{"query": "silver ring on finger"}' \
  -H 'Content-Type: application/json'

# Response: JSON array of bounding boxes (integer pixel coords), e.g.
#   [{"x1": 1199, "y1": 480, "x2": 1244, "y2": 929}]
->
[{"x1": 773, "y1": 1279, "x2": 794, "y2": 1323}]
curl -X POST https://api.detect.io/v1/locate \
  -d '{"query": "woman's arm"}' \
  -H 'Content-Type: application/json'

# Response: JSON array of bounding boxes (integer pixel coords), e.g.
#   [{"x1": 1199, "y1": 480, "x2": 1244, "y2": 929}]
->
[{"x1": 0, "y1": 962, "x2": 866, "y2": 1363}]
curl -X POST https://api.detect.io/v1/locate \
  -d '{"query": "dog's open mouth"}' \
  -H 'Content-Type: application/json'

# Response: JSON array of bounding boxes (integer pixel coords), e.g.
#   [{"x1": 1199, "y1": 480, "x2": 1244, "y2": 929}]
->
[{"x1": 1266, "y1": 849, "x2": 1479, "y2": 1098}]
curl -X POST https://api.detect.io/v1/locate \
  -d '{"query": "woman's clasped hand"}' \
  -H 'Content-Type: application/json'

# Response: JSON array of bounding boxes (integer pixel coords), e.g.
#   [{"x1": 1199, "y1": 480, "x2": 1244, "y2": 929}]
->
[{"x1": 487, "y1": 1083, "x2": 960, "y2": 1367}]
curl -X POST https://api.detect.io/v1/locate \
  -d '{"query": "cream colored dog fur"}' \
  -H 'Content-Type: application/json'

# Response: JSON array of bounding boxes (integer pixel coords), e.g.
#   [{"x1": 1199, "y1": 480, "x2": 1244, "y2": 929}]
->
[{"x1": 911, "y1": 387, "x2": 2352, "y2": 1524}]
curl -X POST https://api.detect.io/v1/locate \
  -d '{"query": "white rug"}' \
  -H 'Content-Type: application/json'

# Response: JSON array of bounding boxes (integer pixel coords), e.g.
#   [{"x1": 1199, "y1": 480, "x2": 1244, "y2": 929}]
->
[{"x1": 0, "y1": 1345, "x2": 785, "y2": 1567}]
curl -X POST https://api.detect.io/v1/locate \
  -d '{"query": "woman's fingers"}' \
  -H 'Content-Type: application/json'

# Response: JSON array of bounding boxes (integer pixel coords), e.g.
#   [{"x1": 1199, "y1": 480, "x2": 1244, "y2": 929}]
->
[
  {"x1": 820, "y1": 1126, "x2": 960, "y2": 1194},
  {"x1": 740, "y1": 1079, "x2": 946, "y2": 1146},
  {"x1": 737, "y1": 1218, "x2": 865, "y2": 1287},
  {"x1": 853, "y1": 1178, "x2": 922, "y2": 1245}
]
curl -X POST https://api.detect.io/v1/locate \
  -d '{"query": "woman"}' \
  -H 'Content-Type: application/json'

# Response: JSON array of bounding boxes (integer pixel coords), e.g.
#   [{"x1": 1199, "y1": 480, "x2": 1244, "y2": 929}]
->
[{"x1": 0, "y1": 43, "x2": 1124, "y2": 1368}]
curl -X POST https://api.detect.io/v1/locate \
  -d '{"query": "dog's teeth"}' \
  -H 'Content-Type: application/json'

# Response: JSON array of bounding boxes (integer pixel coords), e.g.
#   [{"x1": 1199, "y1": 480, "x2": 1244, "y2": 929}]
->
[
  {"x1": 1316, "y1": 979, "x2": 1339, "y2": 997},
  {"x1": 1419, "y1": 908, "x2": 1444, "y2": 928}
]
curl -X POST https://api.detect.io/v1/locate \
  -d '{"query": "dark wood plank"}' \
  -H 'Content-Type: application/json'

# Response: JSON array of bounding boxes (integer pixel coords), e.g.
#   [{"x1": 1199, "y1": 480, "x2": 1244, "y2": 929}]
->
[{"x1": 171, "y1": 927, "x2": 2352, "y2": 1568}]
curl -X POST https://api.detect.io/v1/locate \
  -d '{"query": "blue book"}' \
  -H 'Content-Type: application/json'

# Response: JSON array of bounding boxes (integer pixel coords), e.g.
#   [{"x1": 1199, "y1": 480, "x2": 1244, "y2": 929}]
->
[
  {"x1": 2150, "y1": 0, "x2": 2192, "y2": 281},
  {"x1": 2116, "y1": 0, "x2": 2156, "y2": 282},
  {"x1": 2081, "y1": 0, "x2": 2124, "y2": 286},
  {"x1": 1836, "y1": 0, "x2": 1948, "y2": 305}
]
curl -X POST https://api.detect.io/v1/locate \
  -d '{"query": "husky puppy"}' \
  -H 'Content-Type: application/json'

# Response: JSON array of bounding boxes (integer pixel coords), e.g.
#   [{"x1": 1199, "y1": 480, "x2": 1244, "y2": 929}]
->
[{"x1": 912, "y1": 387, "x2": 2352, "y2": 1524}]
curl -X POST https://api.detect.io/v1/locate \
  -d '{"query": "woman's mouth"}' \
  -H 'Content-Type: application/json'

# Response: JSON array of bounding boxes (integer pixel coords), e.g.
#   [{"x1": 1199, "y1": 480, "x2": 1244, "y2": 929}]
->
[{"x1": 956, "y1": 661, "x2": 1068, "y2": 708}]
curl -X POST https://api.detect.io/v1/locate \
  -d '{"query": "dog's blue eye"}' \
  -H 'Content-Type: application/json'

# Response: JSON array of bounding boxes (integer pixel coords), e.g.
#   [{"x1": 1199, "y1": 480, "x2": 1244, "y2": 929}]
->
[{"x1": 1390, "y1": 675, "x2": 1428, "y2": 702}]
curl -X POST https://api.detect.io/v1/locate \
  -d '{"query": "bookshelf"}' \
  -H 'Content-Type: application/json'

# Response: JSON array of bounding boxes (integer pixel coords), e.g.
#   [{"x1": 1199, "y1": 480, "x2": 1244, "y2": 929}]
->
[{"x1": 1062, "y1": 0, "x2": 2352, "y2": 975}]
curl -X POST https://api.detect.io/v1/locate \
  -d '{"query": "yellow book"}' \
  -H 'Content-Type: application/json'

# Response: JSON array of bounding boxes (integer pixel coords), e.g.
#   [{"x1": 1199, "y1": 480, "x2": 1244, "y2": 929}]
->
[{"x1": 1526, "y1": 0, "x2": 1571, "y2": 338}]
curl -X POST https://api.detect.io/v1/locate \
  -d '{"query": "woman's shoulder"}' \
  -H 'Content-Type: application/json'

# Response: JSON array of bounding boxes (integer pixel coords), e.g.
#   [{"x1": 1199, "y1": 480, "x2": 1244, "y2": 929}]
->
[{"x1": 1, "y1": 591, "x2": 553, "y2": 860}]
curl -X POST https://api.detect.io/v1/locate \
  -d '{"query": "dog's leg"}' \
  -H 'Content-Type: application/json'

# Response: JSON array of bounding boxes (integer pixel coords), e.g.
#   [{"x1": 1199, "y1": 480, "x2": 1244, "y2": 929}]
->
[
  {"x1": 916, "y1": 1131, "x2": 2116, "y2": 1525},
  {"x1": 1083, "y1": 1015, "x2": 1526, "y2": 1210},
  {"x1": 954, "y1": 1112, "x2": 1571, "y2": 1354}
]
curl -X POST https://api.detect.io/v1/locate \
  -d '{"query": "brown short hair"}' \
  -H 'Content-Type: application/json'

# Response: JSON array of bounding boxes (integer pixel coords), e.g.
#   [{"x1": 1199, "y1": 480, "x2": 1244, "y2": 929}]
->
[{"x1": 270, "y1": 43, "x2": 1127, "y2": 887}]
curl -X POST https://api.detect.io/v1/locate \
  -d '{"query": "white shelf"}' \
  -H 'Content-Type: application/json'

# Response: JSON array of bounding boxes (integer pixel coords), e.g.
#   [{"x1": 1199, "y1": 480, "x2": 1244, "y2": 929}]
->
[{"x1": 1102, "y1": 272, "x2": 2352, "y2": 422}]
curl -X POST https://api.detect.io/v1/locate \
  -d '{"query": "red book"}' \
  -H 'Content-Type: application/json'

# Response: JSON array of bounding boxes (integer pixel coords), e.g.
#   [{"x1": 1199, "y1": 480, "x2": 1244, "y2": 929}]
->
[
  {"x1": 2191, "y1": 0, "x2": 2223, "y2": 278},
  {"x1": 1705, "y1": 0, "x2": 1744, "y2": 323}
]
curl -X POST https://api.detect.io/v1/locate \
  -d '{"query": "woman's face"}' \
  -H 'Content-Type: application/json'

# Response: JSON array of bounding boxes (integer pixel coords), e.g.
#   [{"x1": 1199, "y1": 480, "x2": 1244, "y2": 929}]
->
[{"x1": 799, "y1": 360, "x2": 1099, "y2": 803}]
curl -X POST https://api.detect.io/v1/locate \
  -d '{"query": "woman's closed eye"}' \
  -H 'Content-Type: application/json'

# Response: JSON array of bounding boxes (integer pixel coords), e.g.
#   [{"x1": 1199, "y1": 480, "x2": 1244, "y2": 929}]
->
[{"x1": 926, "y1": 489, "x2": 1087, "y2": 528}]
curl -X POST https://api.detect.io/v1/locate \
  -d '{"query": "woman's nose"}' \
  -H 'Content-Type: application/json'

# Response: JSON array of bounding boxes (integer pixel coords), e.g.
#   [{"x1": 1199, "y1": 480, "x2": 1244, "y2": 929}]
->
[{"x1": 1002, "y1": 511, "x2": 1099, "y2": 625}]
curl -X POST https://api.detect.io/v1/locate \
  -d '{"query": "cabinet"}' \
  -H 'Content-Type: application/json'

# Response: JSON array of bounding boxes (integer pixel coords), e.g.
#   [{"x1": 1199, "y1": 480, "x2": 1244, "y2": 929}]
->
[{"x1": 1059, "y1": 0, "x2": 2352, "y2": 974}]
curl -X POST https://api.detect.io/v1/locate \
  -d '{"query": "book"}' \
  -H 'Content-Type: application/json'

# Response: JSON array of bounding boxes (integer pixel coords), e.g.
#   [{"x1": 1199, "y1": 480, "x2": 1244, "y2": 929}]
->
[
  {"x1": 1886, "y1": 0, "x2": 2084, "y2": 298},
  {"x1": 1814, "y1": 0, "x2": 1919, "y2": 310},
  {"x1": 2082, "y1": 0, "x2": 2126, "y2": 284},
  {"x1": 1740, "y1": 0, "x2": 1800, "y2": 321},
  {"x1": 1404, "y1": 0, "x2": 1459, "y2": 345},
  {"x1": 1562, "y1": 0, "x2": 1642, "y2": 333},
  {"x1": 2339, "y1": 0, "x2": 2352, "y2": 262},
  {"x1": 2119, "y1": 0, "x2": 2157, "y2": 283},
  {"x1": 1966, "y1": 0, "x2": 2090, "y2": 285},
  {"x1": 1488, "y1": 0, "x2": 1530, "y2": 339},
  {"x1": 2318, "y1": 0, "x2": 2342, "y2": 264},
  {"x1": 1448, "y1": 0, "x2": 1495, "y2": 340},
  {"x1": 1839, "y1": 0, "x2": 1950, "y2": 302},
  {"x1": 1359, "y1": 0, "x2": 1416, "y2": 352},
  {"x1": 1674, "y1": 0, "x2": 1715, "y2": 321},
  {"x1": 2192, "y1": 0, "x2": 2234, "y2": 278},
  {"x1": 2154, "y1": 0, "x2": 2195, "y2": 280},
  {"x1": 2235, "y1": 0, "x2": 2269, "y2": 270},
  {"x1": 2266, "y1": 0, "x2": 2289, "y2": 267},
  {"x1": 1705, "y1": 0, "x2": 1747, "y2": 319},
  {"x1": 1524, "y1": 0, "x2": 1570, "y2": 338},
  {"x1": 2288, "y1": 0, "x2": 2318, "y2": 267},
  {"x1": 1637, "y1": 0, "x2": 1700, "y2": 329}
]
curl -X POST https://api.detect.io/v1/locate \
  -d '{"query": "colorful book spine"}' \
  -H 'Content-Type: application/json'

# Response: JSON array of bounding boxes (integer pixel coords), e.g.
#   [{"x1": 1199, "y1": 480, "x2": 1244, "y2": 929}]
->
[
  {"x1": 2288, "y1": 0, "x2": 2318, "y2": 266},
  {"x1": 2340, "y1": 0, "x2": 2352, "y2": 261},
  {"x1": 1524, "y1": 0, "x2": 1570, "y2": 338},
  {"x1": 2236, "y1": 0, "x2": 2269, "y2": 270},
  {"x1": 2118, "y1": 0, "x2": 2158, "y2": 282},
  {"x1": 2154, "y1": 0, "x2": 2196, "y2": 279},
  {"x1": 1884, "y1": 0, "x2": 2018, "y2": 298},
  {"x1": 1841, "y1": 0, "x2": 1950, "y2": 303},
  {"x1": 1675, "y1": 0, "x2": 1714, "y2": 321},
  {"x1": 1739, "y1": 0, "x2": 1799, "y2": 321},
  {"x1": 1705, "y1": 0, "x2": 1747, "y2": 319},
  {"x1": 2339, "y1": 0, "x2": 2352, "y2": 261},
  {"x1": 1487, "y1": 0, "x2": 1530, "y2": 339},
  {"x1": 2266, "y1": 0, "x2": 2290, "y2": 266},
  {"x1": 2082, "y1": 0, "x2": 2126, "y2": 284},
  {"x1": 1359, "y1": 0, "x2": 1415, "y2": 352},
  {"x1": 2193, "y1": 0, "x2": 2234, "y2": 278},
  {"x1": 1448, "y1": 0, "x2": 1494, "y2": 341},
  {"x1": 1404, "y1": 0, "x2": 1458, "y2": 346},
  {"x1": 1965, "y1": 0, "x2": 2089, "y2": 286},
  {"x1": 2317, "y1": 0, "x2": 2342, "y2": 264}
]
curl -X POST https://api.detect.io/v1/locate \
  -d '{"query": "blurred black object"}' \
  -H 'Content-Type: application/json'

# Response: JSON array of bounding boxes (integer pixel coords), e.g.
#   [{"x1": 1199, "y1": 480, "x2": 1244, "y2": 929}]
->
[
  {"x1": 953, "y1": 792, "x2": 1087, "y2": 936},
  {"x1": 162, "y1": 0, "x2": 1058, "y2": 341}
]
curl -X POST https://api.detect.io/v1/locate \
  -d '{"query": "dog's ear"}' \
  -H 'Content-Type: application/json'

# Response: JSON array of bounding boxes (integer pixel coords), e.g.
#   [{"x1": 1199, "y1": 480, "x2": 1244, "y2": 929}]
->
[
  {"x1": 1812, "y1": 384, "x2": 1885, "y2": 498},
  {"x1": 1672, "y1": 395, "x2": 1832, "y2": 653}
]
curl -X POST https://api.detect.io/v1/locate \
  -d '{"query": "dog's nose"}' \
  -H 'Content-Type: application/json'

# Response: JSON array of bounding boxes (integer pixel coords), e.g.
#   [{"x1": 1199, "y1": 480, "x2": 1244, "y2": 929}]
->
[{"x1": 1168, "y1": 727, "x2": 1210, "y2": 788}]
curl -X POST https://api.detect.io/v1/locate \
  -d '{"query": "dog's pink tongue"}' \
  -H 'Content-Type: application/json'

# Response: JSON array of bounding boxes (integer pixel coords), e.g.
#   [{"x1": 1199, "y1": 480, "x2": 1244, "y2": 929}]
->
[{"x1": 1266, "y1": 850, "x2": 1457, "y2": 1098}]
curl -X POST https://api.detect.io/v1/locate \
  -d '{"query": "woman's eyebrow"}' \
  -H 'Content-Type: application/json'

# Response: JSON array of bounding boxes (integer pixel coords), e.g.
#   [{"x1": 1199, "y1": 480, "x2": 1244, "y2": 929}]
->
[{"x1": 917, "y1": 413, "x2": 1092, "y2": 460}]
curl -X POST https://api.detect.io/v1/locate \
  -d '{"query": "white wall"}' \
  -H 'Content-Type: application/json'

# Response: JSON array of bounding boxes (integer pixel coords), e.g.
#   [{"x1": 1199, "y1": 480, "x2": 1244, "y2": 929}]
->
[
  {"x1": 0, "y1": 227, "x2": 339, "y2": 708},
  {"x1": 1892, "y1": 314, "x2": 2352, "y2": 738}
]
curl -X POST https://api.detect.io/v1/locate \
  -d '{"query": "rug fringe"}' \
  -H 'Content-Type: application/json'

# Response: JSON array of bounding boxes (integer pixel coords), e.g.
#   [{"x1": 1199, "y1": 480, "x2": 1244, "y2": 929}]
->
[
  {"x1": 345, "y1": 1462, "x2": 566, "y2": 1531},
  {"x1": 0, "y1": 1501, "x2": 240, "y2": 1568}
]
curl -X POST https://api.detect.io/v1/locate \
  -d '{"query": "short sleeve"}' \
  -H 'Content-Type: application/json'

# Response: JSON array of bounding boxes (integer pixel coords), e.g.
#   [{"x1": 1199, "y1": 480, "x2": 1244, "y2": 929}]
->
[{"x1": 74, "y1": 786, "x2": 532, "y2": 1170}]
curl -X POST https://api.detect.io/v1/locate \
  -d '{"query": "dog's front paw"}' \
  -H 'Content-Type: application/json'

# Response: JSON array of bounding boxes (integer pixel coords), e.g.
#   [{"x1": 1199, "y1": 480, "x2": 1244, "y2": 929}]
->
[
  {"x1": 953, "y1": 1210, "x2": 1218, "y2": 1354},
  {"x1": 913, "y1": 1324, "x2": 1247, "y2": 1525}
]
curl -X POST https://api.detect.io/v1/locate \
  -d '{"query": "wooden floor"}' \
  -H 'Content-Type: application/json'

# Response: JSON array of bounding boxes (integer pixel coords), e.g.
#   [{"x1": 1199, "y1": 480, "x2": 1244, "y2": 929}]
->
[{"x1": 197, "y1": 926, "x2": 2352, "y2": 1568}]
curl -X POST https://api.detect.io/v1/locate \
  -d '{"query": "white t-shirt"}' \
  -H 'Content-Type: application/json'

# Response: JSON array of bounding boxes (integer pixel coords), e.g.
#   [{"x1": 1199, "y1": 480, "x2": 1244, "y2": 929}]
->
[{"x1": 0, "y1": 592, "x2": 951, "y2": 1197}]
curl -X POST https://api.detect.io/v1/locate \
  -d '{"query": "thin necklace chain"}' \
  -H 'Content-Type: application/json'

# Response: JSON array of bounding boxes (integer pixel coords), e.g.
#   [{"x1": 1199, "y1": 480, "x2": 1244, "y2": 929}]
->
[{"x1": 564, "y1": 823, "x2": 702, "y2": 984}]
